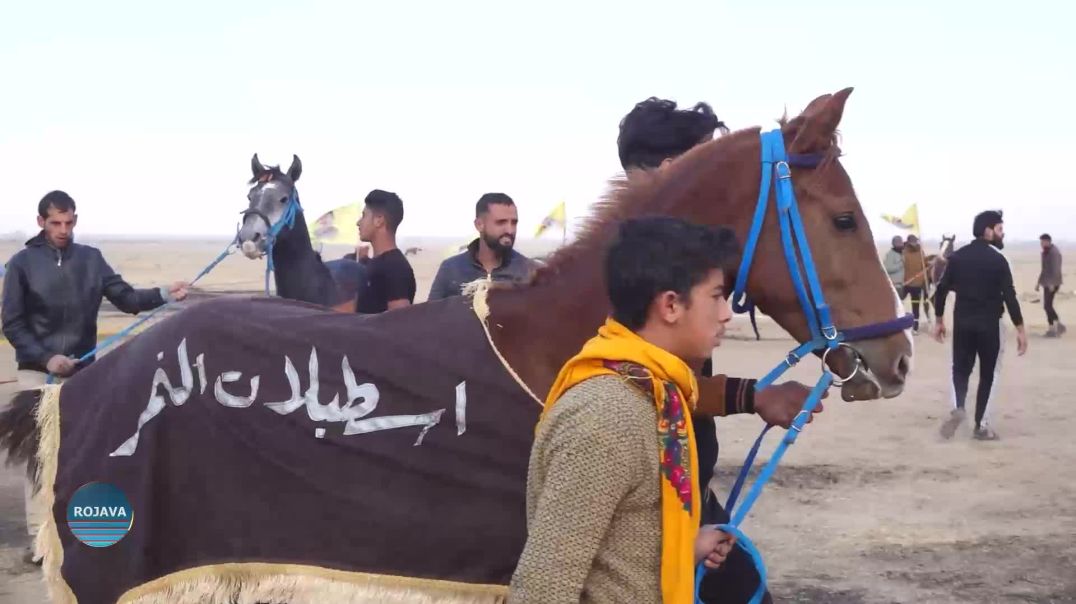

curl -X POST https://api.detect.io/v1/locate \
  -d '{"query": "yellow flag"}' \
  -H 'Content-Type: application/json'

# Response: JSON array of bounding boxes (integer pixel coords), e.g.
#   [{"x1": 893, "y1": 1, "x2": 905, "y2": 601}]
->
[
  {"x1": 881, "y1": 204, "x2": 920, "y2": 235},
  {"x1": 535, "y1": 201, "x2": 567, "y2": 238},
  {"x1": 308, "y1": 203, "x2": 362, "y2": 246}
]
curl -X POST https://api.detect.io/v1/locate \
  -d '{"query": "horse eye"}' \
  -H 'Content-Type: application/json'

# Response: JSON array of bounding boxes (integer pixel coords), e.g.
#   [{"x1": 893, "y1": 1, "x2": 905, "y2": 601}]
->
[
  {"x1": 833, "y1": 213, "x2": 857, "y2": 231},
  {"x1": 279, "y1": 197, "x2": 289, "y2": 204}
]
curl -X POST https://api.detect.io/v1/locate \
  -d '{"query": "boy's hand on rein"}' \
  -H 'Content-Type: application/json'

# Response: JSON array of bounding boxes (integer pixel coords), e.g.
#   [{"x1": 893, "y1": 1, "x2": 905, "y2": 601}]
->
[{"x1": 695, "y1": 526, "x2": 737, "y2": 570}]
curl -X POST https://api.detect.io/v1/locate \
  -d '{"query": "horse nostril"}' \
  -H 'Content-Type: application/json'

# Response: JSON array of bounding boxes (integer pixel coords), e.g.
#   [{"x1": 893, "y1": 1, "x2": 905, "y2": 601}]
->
[{"x1": 251, "y1": 232, "x2": 262, "y2": 242}]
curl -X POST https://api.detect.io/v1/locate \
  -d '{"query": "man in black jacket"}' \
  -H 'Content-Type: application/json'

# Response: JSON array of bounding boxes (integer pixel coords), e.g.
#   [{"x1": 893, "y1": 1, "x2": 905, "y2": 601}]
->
[
  {"x1": 2, "y1": 190, "x2": 187, "y2": 561},
  {"x1": 934, "y1": 210, "x2": 1027, "y2": 441}
]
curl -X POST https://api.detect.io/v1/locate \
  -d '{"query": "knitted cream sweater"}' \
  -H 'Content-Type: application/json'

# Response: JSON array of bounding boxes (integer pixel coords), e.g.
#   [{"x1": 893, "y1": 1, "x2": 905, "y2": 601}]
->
[{"x1": 509, "y1": 375, "x2": 663, "y2": 603}]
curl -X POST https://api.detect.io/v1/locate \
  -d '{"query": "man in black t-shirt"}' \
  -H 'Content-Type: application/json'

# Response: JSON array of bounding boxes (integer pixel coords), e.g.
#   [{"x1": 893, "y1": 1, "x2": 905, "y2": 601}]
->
[{"x1": 356, "y1": 189, "x2": 416, "y2": 313}]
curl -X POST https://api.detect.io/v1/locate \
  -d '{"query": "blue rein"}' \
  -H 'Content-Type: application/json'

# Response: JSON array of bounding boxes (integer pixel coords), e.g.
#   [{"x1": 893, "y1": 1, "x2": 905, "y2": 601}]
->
[
  {"x1": 43, "y1": 241, "x2": 236, "y2": 385},
  {"x1": 694, "y1": 130, "x2": 913, "y2": 603},
  {"x1": 259, "y1": 188, "x2": 302, "y2": 296}
]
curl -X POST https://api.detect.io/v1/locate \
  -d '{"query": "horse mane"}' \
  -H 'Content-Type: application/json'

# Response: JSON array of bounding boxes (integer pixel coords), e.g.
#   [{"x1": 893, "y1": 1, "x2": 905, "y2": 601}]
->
[{"x1": 528, "y1": 126, "x2": 760, "y2": 286}]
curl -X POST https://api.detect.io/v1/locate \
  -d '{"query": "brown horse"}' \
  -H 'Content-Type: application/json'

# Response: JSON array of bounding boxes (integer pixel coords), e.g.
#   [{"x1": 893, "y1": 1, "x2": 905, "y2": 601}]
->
[
  {"x1": 1, "y1": 86, "x2": 912, "y2": 603},
  {"x1": 493, "y1": 88, "x2": 911, "y2": 403}
]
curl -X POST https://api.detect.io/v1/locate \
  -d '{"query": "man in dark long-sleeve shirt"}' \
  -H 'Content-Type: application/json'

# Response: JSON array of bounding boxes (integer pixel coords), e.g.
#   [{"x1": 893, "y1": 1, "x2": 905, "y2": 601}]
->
[{"x1": 933, "y1": 210, "x2": 1027, "y2": 441}]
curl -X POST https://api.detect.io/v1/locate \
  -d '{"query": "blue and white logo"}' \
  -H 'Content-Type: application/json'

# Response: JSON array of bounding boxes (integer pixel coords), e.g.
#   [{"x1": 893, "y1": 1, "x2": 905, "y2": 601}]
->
[{"x1": 66, "y1": 482, "x2": 133, "y2": 547}]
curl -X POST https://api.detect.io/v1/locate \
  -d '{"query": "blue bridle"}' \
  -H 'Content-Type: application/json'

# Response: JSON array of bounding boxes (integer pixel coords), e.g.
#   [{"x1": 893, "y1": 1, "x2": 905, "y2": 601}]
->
[
  {"x1": 240, "y1": 187, "x2": 302, "y2": 295},
  {"x1": 694, "y1": 129, "x2": 913, "y2": 603}
]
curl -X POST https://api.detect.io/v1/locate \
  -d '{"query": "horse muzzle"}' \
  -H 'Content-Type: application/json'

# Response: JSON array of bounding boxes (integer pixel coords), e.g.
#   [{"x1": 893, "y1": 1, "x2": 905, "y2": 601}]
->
[
  {"x1": 240, "y1": 239, "x2": 265, "y2": 259},
  {"x1": 832, "y1": 344, "x2": 909, "y2": 402}
]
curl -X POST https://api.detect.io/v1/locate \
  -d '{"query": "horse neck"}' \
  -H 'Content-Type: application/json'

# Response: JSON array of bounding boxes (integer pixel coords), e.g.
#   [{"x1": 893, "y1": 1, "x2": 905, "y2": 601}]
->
[
  {"x1": 270, "y1": 211, "x2": 333, "y2": 304},
  {"x1": 487, "y1": 137, "x2": 757, "y2": 399}
]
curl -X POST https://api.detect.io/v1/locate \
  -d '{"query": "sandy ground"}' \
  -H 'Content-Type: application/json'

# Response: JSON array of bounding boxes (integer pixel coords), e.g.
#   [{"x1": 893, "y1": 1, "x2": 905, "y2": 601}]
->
[{"x1": 1, "y1": 238, "x2": 1074, "y2": 603}]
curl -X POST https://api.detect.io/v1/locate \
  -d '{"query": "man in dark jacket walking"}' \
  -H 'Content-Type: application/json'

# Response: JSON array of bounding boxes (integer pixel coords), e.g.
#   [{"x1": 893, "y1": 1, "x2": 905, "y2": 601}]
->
[
  {"x1": 1, "y1": 190, "x2": 187, "y2": 562},
  {"x1": 1036, "y1": 233, "x2": 1064, "y2": 337},
  {"x1": 934, "y1": 210, "x2": 1027, "y2": 441}
]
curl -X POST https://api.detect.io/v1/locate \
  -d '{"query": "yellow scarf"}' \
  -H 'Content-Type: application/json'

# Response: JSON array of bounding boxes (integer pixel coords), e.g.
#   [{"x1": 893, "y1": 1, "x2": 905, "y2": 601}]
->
[{"x1": 541, "y1": 317, "x2": 700, "y2": 604}]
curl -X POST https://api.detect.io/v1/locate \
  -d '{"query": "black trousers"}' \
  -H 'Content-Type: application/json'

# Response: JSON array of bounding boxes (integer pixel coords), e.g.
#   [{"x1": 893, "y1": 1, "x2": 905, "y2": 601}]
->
[
  {"x1": 1044, "y1": 285, "x2": 1060, "y2": 324},
  {"x1": 904, "y1": 286, "x2": 925, "y2": 324},
  {"x1": 695, "y1": 358, "x2": 772, "y2": 604},
  {"x1": 951, "y1": 322, "x2": 1003, "y2": 429}
]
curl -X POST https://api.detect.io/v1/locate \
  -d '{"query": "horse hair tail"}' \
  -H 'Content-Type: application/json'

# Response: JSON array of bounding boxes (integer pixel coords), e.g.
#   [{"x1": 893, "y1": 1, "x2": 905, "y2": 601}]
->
[{"x1": 0, "y1": 388, "x2": 42, "y2": 489}]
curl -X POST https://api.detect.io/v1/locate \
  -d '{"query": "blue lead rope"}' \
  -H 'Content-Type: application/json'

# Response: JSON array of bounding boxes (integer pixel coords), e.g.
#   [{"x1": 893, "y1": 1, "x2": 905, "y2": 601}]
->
[
  {"x1": 45, "y1": 241, "x2": 236, "y2": 385},
  {"x1": 46, "y1": 189, "x2": 305, "y2": 384},
  {"x1": 694, "y1": 129, "x2": 844, "y2": 604}
]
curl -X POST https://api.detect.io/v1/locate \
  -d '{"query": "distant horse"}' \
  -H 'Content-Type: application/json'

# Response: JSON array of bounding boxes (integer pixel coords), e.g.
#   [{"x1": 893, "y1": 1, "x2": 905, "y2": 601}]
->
[
  {"x1": 921, "y1": 234, "x2": 956, "y2": 316},
  {"x1": 2, "y1": 87, "x2": 913, "y2": 604},
  {"x1": 927, "y1": 234, "x2": 956, "y2": 284}
]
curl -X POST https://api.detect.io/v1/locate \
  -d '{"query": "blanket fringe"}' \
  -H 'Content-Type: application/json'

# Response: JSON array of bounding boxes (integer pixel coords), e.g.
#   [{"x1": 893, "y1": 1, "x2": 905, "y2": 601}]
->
[
  {"x1": 118, "y1": 563, "x2": 507, "y2": 604},
  {"x1": 34, "y1": 384, "x2": 77, "y2": 604},
  {"x1": 465, "y1": 279, "x2": 543, "y2": 406}
]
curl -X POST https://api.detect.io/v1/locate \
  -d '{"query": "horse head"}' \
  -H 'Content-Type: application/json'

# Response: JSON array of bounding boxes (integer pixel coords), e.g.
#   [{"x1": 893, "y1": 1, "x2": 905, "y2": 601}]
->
[
  {"x1": 940, "y1": 233, "x2": 956, "y2": 257},
  {"x1": 758, "y1": 88, "x2": 911, "y2": 401},
  {"x1": 671, "y1": 87, "x2": 912, "y2": 401},
  {"x1": 236, "y1": 154, "x2": 303, "y2": 259}
]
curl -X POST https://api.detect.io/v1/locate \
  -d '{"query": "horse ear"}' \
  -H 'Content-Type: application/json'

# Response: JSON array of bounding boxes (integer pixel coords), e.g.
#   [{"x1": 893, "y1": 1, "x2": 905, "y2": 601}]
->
[
  {"x1": 789, "y1": 87, "x2": 854, "y2": 153},
  {"x1": 287, "y1": 155, "x2": 302, "y2": 182},
  {"x1": 251, "y1": 154, "x2": 267, "y2": 179},
  {"x1": 780, "y1": 94, "x2": 829, "y2": 133}
]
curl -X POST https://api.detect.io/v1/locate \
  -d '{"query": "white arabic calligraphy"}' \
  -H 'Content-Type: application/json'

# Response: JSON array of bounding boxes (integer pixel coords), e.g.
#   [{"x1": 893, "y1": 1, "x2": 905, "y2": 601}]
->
[
  {"x1": 110, "y1": 339, "x2": 194, "y2": 457},
  {"x1": 110, "y1": 341, "x2": 470, "y2": 456},
  {"x1": 214, "y1": 371, "x2": 260, "y2": 408}
]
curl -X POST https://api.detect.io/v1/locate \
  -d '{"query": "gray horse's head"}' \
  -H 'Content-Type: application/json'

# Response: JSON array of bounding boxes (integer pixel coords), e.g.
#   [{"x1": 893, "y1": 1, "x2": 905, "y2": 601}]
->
[{"x1": 237, "y1": 153, "x2": 302, "y2": 259}]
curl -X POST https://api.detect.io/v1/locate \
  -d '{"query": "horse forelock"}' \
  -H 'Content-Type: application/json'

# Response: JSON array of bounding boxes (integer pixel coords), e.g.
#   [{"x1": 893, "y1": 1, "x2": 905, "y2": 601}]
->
[{"x1": 247, "y1": 166, "x2": 291, "y2": 187}]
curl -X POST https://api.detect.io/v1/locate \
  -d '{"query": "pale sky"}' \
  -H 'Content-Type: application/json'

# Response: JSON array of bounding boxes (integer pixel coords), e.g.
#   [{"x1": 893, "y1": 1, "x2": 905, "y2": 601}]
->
[{"x1": 1, "y1": 0, "x2": 1073, "y2": 242}]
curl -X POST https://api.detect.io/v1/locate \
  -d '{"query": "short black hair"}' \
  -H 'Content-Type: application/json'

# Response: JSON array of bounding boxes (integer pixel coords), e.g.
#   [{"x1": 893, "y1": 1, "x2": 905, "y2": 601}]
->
[
  {"x1": 617, "y1": 97, "x2": 728, "y2": 171},
  {"x1": 1041, "y1": 233, "x2": 1052, "y2": 242},
  {"x1": 972, "y1": 210, "x2": 1003, "y2": 238},
  {"x1": 605, "y1": 216, "x2": 740, "y2": 330},
  {"x1": 364, "y1": 189, "x2": 404, "y2": 233},
  {"x1": 39, "y1": 190, "x2": 76, "y2": 218},
  {"x1": 476, "y1": 193, "x2": 514, "y2": 218}
]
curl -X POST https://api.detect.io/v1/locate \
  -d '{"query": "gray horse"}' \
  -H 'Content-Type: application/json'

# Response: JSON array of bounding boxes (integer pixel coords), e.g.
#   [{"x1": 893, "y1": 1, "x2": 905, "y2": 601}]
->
[{"x1": 236, "y1": 154, "x2": 361, "y2": 307}]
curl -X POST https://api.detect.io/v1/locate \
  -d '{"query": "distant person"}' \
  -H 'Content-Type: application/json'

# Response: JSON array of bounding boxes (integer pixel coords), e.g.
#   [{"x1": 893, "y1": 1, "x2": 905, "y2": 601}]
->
[
  {"x1": 428, "y1": 193, "x2": 536, "y2": 301},
  {"x1": 1, "y1": 190, "x2": 188, "y2": 563},
  {"x1": 355, "y1": 189, "x2": 416, "y2": 313},
  {"x1": 901, "y1": 234, "x2": 929, "y2": 333},
  {"x1": 934, "y1": 210, "x2": 1027, "y2": 441},
  {"x1": 884, "y1": 235, "x2": 905, "y2": 297},
  {"x1": 1036, "y1": 233, "x2": 1064, "y2": 337}
]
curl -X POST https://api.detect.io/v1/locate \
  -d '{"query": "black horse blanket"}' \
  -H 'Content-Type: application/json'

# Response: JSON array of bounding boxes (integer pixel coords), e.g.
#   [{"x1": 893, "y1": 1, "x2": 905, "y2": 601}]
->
[{"x1": 37, "y1": 293, "x2": 540, "y2": 603}]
